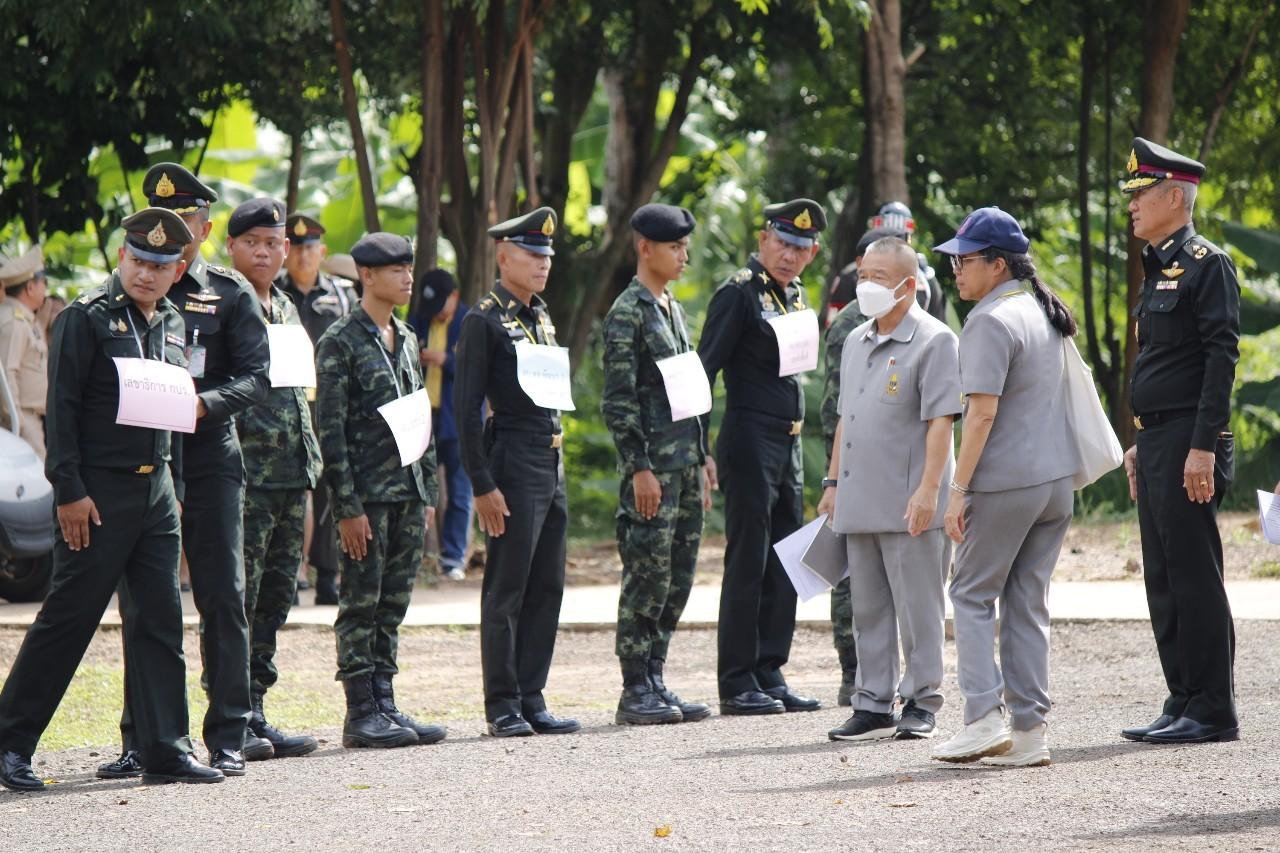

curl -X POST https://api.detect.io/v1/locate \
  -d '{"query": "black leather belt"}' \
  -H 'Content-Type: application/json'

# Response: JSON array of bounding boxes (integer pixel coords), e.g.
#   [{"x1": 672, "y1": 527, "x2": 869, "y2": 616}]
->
[{"x1": 1132, "y1": 408, "x2": 1196, "y2": 430}]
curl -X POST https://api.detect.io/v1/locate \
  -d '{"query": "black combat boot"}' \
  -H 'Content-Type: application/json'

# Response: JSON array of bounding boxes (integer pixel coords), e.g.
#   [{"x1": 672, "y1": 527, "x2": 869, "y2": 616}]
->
[
  {"x1": 616, "y1": 658, "x2": 681, "y2": 725},
  {"x1": 836, "y1": 644, "x2": 859, "y2": 707},
  {"x1": 342, "y1": 675, "x2": 418, "y2": 749},
  {"x1": 371, "y1": 674, "x2": 446, "y2": 745},
  {"x1": 250, "y1": 694, "x2": 319, "y2": 758},
  {"x1": 648, "y1": 658, "x2": 711, "y2": 722},
  {"x1": 315, "y1": 569, "x2": 339, "y2": 606}
]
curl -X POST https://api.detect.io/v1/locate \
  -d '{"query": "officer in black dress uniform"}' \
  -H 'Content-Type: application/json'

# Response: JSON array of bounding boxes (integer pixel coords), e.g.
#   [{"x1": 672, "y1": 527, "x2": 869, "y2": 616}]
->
[
  {"x1": 698, "y1": 198, "x2": 827, "y2": 716},
  {"x1": 1119, "y1": 137, "x2": 1240, "y2": 745},
  {"x1": 101, "y1": 164, "x2": 272, "y2": 779},
  {"x1": 454, "y1": 207, "x2": 579, "y2": 738},
  {"x1": 0, "y1": 209, "x2": 223, "y2": 790}
]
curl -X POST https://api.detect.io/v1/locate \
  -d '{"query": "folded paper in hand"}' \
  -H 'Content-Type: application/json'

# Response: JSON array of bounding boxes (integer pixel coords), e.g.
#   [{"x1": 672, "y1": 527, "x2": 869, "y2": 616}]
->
[{"x1": 773, "y1": 515, "x2": 848, "y2": 602}]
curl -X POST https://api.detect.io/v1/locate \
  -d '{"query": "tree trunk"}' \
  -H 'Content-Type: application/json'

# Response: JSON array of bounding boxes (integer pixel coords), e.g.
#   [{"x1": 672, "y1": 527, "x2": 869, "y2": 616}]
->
[
  {"x1": 865, "y1": 0, "x2": 909, "y2": 207},
  {"x1": 1197, "y1": 4, "x2": 1270, "y2": 163},
  {"x1": 413, "y1": 0, "x2": 446, "y2": 311},
  {"x1": 286, "y1": 132, "x2": 303, "y2": 214},
  {"x1": 329, "y1": 0, "x2": 381, "y2": 233},
  {"x1": 1120, "y1": 0, "x2": 1189, "y2": 446}
]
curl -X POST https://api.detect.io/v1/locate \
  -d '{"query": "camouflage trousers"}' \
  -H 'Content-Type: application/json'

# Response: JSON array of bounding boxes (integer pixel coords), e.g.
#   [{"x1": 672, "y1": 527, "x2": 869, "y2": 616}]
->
[
  {"x1": 243, "y1": 487, "x2": 307, "y2": 696},
  {"x1": 615, "y1": 465, "x2": 703, "y2": 661},
  {"x1": 335, "y1": 501, "x2": 426, "y2": 681},
  {"x1": 831, "y1": 576, "x2": 854, "y2": 651}
]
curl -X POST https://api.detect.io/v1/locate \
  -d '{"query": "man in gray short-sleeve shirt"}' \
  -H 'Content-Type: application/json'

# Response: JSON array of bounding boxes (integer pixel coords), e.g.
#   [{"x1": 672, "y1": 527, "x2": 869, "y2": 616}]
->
[{"x1": 820, "y1": 238, "x2": 962, "y2": 742}]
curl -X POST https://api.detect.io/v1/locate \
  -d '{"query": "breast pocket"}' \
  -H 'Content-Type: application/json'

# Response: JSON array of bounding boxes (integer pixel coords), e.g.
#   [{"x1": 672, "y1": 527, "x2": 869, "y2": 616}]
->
[
  {"x1": 355, "y1": 361, "x2": 399, "y2": 416},
  {"x1": 878, "y1": 364, "x2": 913, "y2": 406},
  {"x1": 1146, "y1": 290, "x2": 1184, "y2": 346}
]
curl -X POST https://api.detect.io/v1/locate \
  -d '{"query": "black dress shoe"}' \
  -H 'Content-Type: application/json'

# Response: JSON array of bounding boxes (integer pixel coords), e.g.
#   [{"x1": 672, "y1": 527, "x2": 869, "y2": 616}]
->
[
  {"x1": 1144, "y1": 717, "x2": 1239, "y2": 744},
  {"x1": 764, "y1": 686, "x2": 821, "y2": 712},
  {"x1": 209, "y1": 748, "x2": 247, "y2": 776},
  {"x1": 243, "y1": 734, "x2": 275, "y2": 762},
  {"x1": 1121, "y1": 714, "x2": 1175, "y2": 742},
  {"x1": 142, "y1": 754, "x2": 225, "y2": 785},
  {"x1": 487, "y1": 714, "x2": 534, "y2": 738},
  {"x1": 0, "y1": 751, "x2": 42, "y2": 792},
  {"x1": 719, "y1": 691, "x2": 785, "y2": 716},
  {"x1": 526, "y1": 710, "x2": 581, "y2": 735},
  {"x1": 96, "y1": 750, "x2": 144, "y2": 779}
]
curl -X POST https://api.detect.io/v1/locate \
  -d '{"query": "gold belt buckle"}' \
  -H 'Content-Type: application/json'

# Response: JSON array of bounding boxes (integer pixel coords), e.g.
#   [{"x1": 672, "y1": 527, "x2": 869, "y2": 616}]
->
[
  {"x1": 135, "y1": 464, "x2": 156, "y2": 474},
  {"x1": 550, "y1": 434, "x2": 563, "y2": 449},
  {"x1": 1132, "y1": 415, "x2": 1144, "y2": 431},
  {"x1": 789, "y1": 421, "x2": 803, "y2": 436}
]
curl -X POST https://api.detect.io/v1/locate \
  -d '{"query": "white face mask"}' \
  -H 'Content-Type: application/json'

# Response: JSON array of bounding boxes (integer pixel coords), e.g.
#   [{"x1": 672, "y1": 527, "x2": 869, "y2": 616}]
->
[{"x1": 856, "y1": 276, "x2": 909, "y2": 319}]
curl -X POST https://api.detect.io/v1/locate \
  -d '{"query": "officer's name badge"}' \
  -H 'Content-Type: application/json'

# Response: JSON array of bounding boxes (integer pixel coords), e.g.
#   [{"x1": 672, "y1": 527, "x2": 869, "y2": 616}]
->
[
  {"x1": 184, "y1": 301, "x2": 218, "y2": 315},
  {"x1": 1155, "y1": 281, "x2": 1179, "y2": 291}
]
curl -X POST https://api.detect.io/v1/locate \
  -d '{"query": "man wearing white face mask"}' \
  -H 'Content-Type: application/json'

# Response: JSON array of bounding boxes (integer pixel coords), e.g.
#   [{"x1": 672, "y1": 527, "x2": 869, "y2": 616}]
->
[{"x1": 818, "y1": 237, "x2": 961, "y2": 742}]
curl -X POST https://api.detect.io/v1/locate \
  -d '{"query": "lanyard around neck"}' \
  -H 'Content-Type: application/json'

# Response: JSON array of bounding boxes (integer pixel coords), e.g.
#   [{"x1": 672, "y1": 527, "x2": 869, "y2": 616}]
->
[
  {"x1": 372, "y1": 325, "x2": 404, "y2": 397},
  {"x1": 124, "y1": 309, "x2": 148, "y2": 359},
  {"x1": 490, "y1": 290, "x2": 538, "y2": 343}
]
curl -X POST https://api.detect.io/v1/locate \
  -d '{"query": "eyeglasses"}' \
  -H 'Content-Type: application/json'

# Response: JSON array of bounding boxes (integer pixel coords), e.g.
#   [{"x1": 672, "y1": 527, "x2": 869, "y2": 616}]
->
[{"x1": 950, "y1": 253, "x2": 986, "y2": 273}]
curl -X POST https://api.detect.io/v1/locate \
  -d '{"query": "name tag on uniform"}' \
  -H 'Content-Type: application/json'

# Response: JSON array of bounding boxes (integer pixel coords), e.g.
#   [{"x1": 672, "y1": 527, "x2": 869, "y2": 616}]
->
[
  {"x1": 377, "y1": 387, "x2": 433, "y2": 467},
  {"x1": 514, "y1": 342, "x2": 575, "y2": 411},
  {"x1": 113, "y1": 357, "x2": 198, "y2": 434},
  {"x1": 1155, "y1": 281, "x2": 1179, "y2": 291},
  {"x1": 654, "y1": 351, "x2": 712, "y2": 421},
  {"x1": 266, "y1": 324, "x2": 317, "y2": 388},
  {"x1": 766, "y1": 308, "x2": 819, "y2": 377}
]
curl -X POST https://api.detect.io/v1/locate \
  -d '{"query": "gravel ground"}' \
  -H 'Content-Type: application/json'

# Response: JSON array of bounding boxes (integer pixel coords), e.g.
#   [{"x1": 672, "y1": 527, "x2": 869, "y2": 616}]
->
[{"x1": 2, "y1": 621, "x2": 1278, "y2": 852}]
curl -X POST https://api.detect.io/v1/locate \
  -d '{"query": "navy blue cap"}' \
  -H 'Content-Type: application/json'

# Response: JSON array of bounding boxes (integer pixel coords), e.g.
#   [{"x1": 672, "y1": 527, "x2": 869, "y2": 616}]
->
[
  {"x1": 630, "y1": 203, "x2": 696, "y2": 242},
  {"x1": 227, "y1": 198, "x2": 286, "y2": 238},
  {"x1": 489, "y1": 207, "x2": 557, "y2": 256},
  {"x1": 351, "y1": 233, "x2": 414, "y2": 268},
  {"x1": 933, "y1": 206, "x2": 1029, "y2": 255}
]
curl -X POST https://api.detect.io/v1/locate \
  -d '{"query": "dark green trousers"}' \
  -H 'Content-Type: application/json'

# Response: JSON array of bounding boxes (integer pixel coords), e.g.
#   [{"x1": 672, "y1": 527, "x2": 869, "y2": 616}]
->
[
  {"x1": 243, "y1": 487, "x2": 306, "y2": 696},
  {"x1": 335, "y1": 501, "x2": 426, "y2": 681},
  {"x1": 0, "y1": 467, "x2": 191, "y2": 767}
]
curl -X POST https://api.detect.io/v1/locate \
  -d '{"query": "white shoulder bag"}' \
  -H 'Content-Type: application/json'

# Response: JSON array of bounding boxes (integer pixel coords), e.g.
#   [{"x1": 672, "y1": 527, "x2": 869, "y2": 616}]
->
[{"x1": 1062, "y1": 336, "x2": 1124, "y2": 489}]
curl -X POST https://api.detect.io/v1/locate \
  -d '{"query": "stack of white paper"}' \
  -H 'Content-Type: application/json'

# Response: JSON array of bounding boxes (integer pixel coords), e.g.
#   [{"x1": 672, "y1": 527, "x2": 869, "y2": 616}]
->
[
  {"x1": 772, "y1": 515, "x2": 849, "y2": 602},
  {"x1": 1256, "y1": 490, "x2": 1280, "y2": 546}
]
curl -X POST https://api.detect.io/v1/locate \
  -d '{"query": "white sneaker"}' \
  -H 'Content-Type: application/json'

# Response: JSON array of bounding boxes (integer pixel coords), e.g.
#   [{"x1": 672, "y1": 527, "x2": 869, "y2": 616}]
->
[
  {"x1": 443, "y1": 566, "x2": 466, "y2": 581},
  {"x1": 930, "y1": 709, "x2": 1012, "y2": 763},
  {"x1": 981, "y1": 724, "x2": 1050, "y2": 767}
]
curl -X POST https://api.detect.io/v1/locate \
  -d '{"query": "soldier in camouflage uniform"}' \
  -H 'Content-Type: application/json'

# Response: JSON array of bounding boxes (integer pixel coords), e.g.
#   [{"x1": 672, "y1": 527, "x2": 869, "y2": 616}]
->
[
  {"x1": 226, "y1": 199, "x2": 323, "y2": 759},
  {"x1": 602, "y1": 204, "x2": 715, "y2": 726},
  {"x1": 820, "y1": 227, "x2": 894, "y2": 706},
  {"x1": 316, "y1": 232, "x2": 444, "y2": 750}
]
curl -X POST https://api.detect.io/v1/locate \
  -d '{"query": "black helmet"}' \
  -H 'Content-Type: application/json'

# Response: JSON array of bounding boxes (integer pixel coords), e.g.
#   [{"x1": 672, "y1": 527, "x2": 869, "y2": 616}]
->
[{"x1": 868, "y1": 201, "x2": 915, "y2": 235}]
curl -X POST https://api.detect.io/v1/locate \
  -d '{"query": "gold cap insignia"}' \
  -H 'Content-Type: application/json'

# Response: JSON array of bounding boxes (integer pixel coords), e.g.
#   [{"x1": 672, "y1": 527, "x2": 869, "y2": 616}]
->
[
  {"x1": 294, "y1": 220, "x2": 308, "y2": 237},
  {"x1": 1126, "y1": 150, "x2": 1138, "y2": 175},
  {"x1": 540, "y1": 216, "x2": 555, "y2": 237},
  {"x1": 156, "y1": 173, "x2": 176, "y2": 198},
  {"x1": 794, "y1": 209, "x2": 813, "y2": 230},
  {"x1": 272, "y1": 207, "x2": 280, "y2": 222},
  {"x1": 146, "y1": 222, "x2": 168, "y2": 247}
]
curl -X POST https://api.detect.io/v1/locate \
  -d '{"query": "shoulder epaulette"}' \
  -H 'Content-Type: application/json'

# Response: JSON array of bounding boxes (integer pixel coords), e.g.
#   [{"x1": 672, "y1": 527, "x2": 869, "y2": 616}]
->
[
  {"x1": 207, "y1": 263, "x2": 251, "y2": 286},
  {"x1": 476, "y1": 294, "x2": 498, "y2": 311},
  {"x1": 731, "y1": 268, "x2": 755, "y2": 286},
  {"x1": 1183, "y1": 237, "x2": 1218, "y2": 262},
  {"x1": 75, "y1": 285, "x2": 110, "y2": 306}
]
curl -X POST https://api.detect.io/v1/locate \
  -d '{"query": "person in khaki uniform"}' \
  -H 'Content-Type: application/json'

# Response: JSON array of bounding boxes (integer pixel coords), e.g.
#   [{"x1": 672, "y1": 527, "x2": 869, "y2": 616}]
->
[
  {"x1": 0, "y1": 245, "x2": 50, "y2": 458},
  {"x1": 818, "y1": 237, "x2": 961, "y2": 743}
]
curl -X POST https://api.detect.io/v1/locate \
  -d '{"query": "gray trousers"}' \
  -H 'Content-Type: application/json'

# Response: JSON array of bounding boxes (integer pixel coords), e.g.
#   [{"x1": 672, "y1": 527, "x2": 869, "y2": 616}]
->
[
  {"x1": 950, "y1": 476, "x2": 1073, "y2": 730},
  {"x1": 846, "y1": 528, "x2": 949, "y2": 714}
]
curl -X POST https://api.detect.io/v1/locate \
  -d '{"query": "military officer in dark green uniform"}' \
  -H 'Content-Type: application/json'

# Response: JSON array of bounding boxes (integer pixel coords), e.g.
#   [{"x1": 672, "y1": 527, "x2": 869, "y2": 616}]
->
[
  {"x1": 226, "y1": 198, "x2": 323, "y2": 759},
  {"x1": 0, "y1": 209, "x2": 224, "y2": 791},
  {"x1": 101, "y1": 163, "x2": 271, "y2": 779},
  {"x1": 698, "y1": 198, "x2": 827, "y2": 716},
  {"x1": 602, "y1": 204, "x2": 716, "y2": 726},
  {"x1": 820, "y1": 226, "x2": 896, "y2": 705},
  {"x1": 316, "y1": 232, "x2": 444, "y2": 749},
  {"x1": 281, "y1": 212, "x2": 355, "y2": 605},
  {"x1": 455, "y1": 207, "x2": 580, "y2": 738}
]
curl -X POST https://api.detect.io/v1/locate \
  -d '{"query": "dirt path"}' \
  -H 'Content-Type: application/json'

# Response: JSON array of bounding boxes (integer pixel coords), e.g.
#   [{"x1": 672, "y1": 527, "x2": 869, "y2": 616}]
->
[{"x1": 2, "y1": 621, "x2": 1278, "y2": 851}]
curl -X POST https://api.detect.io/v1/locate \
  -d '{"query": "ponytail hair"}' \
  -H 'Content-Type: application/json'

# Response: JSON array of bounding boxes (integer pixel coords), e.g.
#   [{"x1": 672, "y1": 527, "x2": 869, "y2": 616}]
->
[{"x1": 982, "y1": 248, "x2": 1077, "y2": 337}]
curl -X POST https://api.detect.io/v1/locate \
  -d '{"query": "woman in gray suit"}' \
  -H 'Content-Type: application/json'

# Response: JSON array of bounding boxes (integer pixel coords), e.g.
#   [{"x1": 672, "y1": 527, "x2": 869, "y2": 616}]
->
[{"x1": 929, "y1": 207, "x2": 1078, "y2": 767}]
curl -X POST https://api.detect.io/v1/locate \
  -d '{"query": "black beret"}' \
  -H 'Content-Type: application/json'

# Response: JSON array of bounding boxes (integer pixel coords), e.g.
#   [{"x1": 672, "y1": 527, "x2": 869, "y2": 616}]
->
[
  {"x1": 351, "y1": 232, "x2": 414, "y2": 268},
  {"x1": 488, "y1": 206, "x2": 557, "y2": 256},
  {"x1": 227, "y1": 198, "x2": 287, "y2": 238},
  {"x1": 287, "y1": 213, "x2": 325, "y2": 244},
  {"x1": 630, "y1": 203, "x2": 696, "y2": 242},
  {"x1": 121, "y1": 207, "x2": 194, "y2": 263},
  {"x1": 763, "y1": 198, "x2": 828, "y2": 248},
  {"x1": 142, "y1": 162, "x2": 218, "y2": 213},
  {"x1": 1122, "y1": 137, "x2": 1206, "y2": 194}
]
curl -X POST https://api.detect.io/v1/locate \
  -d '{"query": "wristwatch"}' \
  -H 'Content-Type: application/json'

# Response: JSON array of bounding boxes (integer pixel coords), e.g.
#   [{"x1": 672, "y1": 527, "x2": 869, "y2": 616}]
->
[{"x1": 821, "y1": 478, "x2": 838, "y2": 489}]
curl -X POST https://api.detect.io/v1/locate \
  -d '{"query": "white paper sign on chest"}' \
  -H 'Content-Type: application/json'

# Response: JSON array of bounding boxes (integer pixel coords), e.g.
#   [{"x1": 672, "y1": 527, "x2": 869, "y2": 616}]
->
[
  {"x1": 378, "y1": 387, "x2": 433, "y2": 467},
  {"x1": 654, "y1": 351, "x2": 712, "y2": 421},
  {"x1": 515, "y1": 342, "x2": 575, "y2": 411},
  {"x1": 767, "y1": 308, "x2": 819, "y2": 377},
  {"x1": 266, "y1": 324, "x2": 317, "y2": 388},
  {"x1": 113, "y1": 357, "x2": 199, "y2": 434}
]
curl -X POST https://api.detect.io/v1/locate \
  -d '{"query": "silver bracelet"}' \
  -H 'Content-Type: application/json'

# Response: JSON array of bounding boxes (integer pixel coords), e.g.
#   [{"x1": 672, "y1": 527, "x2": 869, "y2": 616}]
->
[{"x1": 949, "y1": 480, "x2": 972, "y2": 495}]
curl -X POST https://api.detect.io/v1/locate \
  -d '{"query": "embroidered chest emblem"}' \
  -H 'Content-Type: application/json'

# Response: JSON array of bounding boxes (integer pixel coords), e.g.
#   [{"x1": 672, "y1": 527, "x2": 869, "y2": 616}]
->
[{"x1": 886, "y1": 373, "x2": 900, "y2": 396}]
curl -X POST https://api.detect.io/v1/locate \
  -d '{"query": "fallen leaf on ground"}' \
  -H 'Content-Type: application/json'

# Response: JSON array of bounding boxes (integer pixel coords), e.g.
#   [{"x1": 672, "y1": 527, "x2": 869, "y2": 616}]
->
[
  {"x1": 833, "y1": 799, "x2": 844, "y2": 805},
  {"x1": 888, "y1": 802, "x2": 917, "y2": 808},
  {"x1": 654, "y1": 825, "x2": 672, "y2": 838},
  {"x1": 347, "y1": 784, "x2": 371, "y2": 790}
]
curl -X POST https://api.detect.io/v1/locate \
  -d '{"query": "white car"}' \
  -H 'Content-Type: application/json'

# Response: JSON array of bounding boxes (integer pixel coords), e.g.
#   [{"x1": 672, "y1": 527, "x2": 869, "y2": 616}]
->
[{"x1": 0, "y1": 371, "x2": 53, "y2": 602}]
